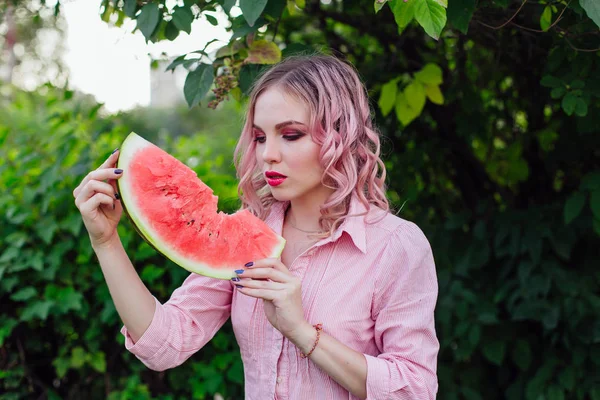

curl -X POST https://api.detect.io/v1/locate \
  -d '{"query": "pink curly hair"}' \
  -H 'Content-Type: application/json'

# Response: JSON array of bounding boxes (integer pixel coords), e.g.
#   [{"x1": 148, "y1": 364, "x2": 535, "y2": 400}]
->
[{"x1": 234, "y1": 54, "x2": 389, "y2": 237}]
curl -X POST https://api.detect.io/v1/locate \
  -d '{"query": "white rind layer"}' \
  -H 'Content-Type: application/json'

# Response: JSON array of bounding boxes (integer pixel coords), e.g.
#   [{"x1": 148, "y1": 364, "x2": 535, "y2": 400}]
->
[{"x1": 117, "y1": 132, "x2": 286, "y2": 280}]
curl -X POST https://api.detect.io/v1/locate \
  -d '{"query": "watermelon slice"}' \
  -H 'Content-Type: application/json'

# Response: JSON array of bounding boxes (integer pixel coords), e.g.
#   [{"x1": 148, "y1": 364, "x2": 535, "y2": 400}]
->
[{"x1": 116, "y1": 132, "x2": 286, "y2": 280}]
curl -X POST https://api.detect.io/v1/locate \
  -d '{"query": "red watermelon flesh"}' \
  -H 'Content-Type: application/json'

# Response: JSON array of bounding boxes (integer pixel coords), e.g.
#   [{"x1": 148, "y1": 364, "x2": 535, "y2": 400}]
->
[{"x1": 117, "y1": 132, "x2": 286, "y2": 280}]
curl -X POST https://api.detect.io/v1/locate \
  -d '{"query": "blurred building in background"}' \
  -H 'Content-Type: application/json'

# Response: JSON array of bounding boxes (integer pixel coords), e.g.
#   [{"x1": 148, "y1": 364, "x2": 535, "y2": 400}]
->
[{"x1": 149, "y1": 59, "x2": 186, "y2": 108}]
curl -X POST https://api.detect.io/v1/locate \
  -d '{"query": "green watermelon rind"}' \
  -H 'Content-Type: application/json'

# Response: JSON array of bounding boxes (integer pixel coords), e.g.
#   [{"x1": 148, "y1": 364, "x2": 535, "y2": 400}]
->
[{"x1": 116, "y1": 132, "x2": 286, "y2": 280}]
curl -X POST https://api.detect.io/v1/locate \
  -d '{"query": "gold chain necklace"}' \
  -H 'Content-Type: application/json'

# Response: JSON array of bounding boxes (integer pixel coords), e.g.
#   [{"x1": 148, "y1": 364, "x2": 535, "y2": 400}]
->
[{"x1": 285, "y1": 212, "x2": 326, "y2": 234}]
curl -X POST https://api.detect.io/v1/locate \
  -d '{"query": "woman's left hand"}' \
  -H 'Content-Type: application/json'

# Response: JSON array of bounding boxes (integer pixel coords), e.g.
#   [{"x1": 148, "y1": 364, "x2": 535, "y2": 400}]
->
[{"x1": 234, "y1": 258, "x2": 311, "y2": 342}]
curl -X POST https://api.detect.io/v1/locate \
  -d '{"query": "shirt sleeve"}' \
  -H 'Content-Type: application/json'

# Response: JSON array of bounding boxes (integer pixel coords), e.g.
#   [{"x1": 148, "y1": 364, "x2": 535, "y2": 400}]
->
[
  {"x1": 120, "y1": 272, "x2": 233, "y2": 371},
  {"x1": 364, "y1": 221, "x2": 439, "y2": 400}
]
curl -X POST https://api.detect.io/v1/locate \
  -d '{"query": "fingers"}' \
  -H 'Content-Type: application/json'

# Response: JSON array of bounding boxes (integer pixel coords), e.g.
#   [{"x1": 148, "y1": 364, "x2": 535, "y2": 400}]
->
[
  {"x1": 246, "y1": 258, "x2": 289, "y2": 272},
  {"x1": 236, "y1": 264, "x2": 291, "y2": 283},
  {"x1": 78, "y1": 192, "x2": 116, "y2": 216},
  {"x1": 73, "y1": 168, "x2": 123, "y2": 198},
  {"x1": 74, "y1": 179, "x2": 118, "y2": 208},
  {"x1": 236, "y1": 278, "x2": 286, "y2": 291},
  {"x1": 236, "y1": 287, "x2": 278, "y2": 301}
]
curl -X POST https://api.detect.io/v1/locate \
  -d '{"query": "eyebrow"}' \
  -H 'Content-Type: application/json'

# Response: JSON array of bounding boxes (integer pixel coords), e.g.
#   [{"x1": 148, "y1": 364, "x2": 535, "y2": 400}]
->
[{"x1": 252, "y1": 120, "x2": 307, "y2": 131}]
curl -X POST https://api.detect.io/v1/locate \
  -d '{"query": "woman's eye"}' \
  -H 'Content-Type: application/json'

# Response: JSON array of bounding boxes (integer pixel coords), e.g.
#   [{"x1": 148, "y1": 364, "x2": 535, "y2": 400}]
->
[
  {"x1": 283, "y1": 133, "x2": 304, "y2": 141},
  {"x1": 253, "y1": 136, "x2": 266, "y2": 143}
]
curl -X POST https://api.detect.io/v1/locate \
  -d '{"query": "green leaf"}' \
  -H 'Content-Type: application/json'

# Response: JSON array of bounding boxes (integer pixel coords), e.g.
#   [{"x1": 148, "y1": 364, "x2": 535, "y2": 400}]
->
[
  {"x1": 61, "y1": 213, "x2": 82, "y2": 236},
  {"x1": 20, "y1": 300, "x2": 54, "y2": 321},
  {"x1": 414, "y1": 0, "x2": 447, "y2": 40},
  {"x1": 36, "y1": 217, "x2": 58, "y2": 244},
  {"x1": 231, "y1": 15, "x2": 267, "y2": 40},
  {"x1": 483, "y1": 340, "x2": 506, "y2": 365},
  {"x1": 239, "y1": 63, "x2": 267, "y2": 95},
  {"x1": 395, "y1": 91, "x2": 420, "y2": 126},
  {"x1": 542, "y1": 306, "x2": 559, "y2": 329},
  {"x1": 374, "y1": 0, "x2": 387, "y2": 13},
  {"x1": 547, "y1": 385, "x2": 565, "y2": 400},
  {"x1": 137, "y1": 3, "x2": 161, "y2": 41},
  {"x1": 206, "y1": 14, "x2": 219, "y2": 26},
  {"x1": 580, "y1": 0, "x2": 600, "y2": 28},
  {"x1": 184, "y1": 64, "x2": 215, "y2": 108},
  {"x1": 246, "y1": 40, "x2": 282, "y2": 64},
  {"x1": 575, "y1": 97, "x2": 588, "y2": 117},
  {"x1": 70, "y1": 346, "x2": 86, "y2": 369},
  {"x1": 391, "y1": 0, "x2": 417, "y2": 32},
  {"x1": 561, "y1": 92, "x2": 578, "y2": 116},
  {"x1": 53, "y1": 357, "x2": 70, "y2": 379},
  {"x1": 425, "y1": 84, "x2": 444, "y2": 104},
  {"x1": 414, "y1": 63, "x2": 443, "y2": 85},
  {"x1": 540, "y1": 5, "x2": 552, "y2": 31},
  {"x1": 165, "y1": 21, "x2": 180, "y2": 41},
  {"x1": 447, "y1": 0, "x2": 475, "y2": 33},
  {"x1": 541, "y1": 75, "x2": 561, "y2": 88},
  {"x1": 141, "y1": 264, "x2": 165, "y2": 283},
  {"x1": 551, "y1": 86, "x2": 566, "y2": 99},
  {"x1": 558, "y1": 368, "x2": 575, "y2": 391},
  {"x1": 172, "y1": 6, "x2": 194, "y2": 34},
  {"x1": 378, "y1": 80, "x2": 398, "y2": 117},
  {"x1": 88, "y1": 351, "x2": 106, "y2": 373},
  {"x1": 240, "y1": 0, "x2": 268, "y2": 27},
  {"x1": 0, "y1": 317, "x2": 18, "y2": 347},
  {"x1": 166, "y1": 55, "x2": 187, "y2": 72},
  {"x1": 10, "y1": 287, "x2": 37, "y2": 301},
  {"x1": 468, "y1": 324, "x2": 481, "y2": 347},
  {"x1": 405, "y1": 81, "x2": 427, "y2": 115},
  {"x1": 216, "y1": 40, "x2": 245, "y2": 59},
  {"x1": 0, "y1": 246, "x2": 19, "y2": 263},
  {"x1": 52, "y1": 287, "x2": 83, "y2": 313},
  {"x1": 124, "y1": 0, "x2": 137, "y2": 18},
  {"x1": 580, "y1": 171, "x2": 600, "y2": 191},
  {"x1": 571, "y1": 79, "x2": 585, "y2": 89},
  {"x1": 512, "y1": 339, "x2": 532, "y2": 371},
  {"x1": 591, "y1": 190, "x2": 600, "y2": 219},
  {"x1": 221, "y1": 0, "x2": 236, "y2": 14},
  {"x1": 564, "y1": 192, "x2": 586, "y2": 224}
]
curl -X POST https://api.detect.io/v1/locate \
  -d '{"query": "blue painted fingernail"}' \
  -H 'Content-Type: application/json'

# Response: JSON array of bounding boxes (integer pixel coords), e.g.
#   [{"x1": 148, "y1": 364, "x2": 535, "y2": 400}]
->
[
  {"x1": 115, "y1": 192, "x2": 120, "y2": 200},
  {"x1": 244, "y1": 262, "x2": 254, "y2": 267},
  {"x1": 235, "y1": 284, "x2": 243, "y2": 288},
  {"x1": 114, "y1": 169, "x2": 123, "y2": 174},
  {"x1": 235, "y1": 269, "x2": 244, "y2": 274},
  {"x1": 231, "y1": 277, "x2": 240, "y2": 282},
  {"x1": 111, "y1": 148, "x2": 119, "y2": 154}
]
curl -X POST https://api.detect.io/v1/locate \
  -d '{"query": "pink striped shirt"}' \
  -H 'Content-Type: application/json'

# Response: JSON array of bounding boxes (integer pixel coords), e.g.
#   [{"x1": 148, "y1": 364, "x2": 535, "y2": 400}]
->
[{"x1": 120, "y1": 196, "x2": 439, "y2": 399}]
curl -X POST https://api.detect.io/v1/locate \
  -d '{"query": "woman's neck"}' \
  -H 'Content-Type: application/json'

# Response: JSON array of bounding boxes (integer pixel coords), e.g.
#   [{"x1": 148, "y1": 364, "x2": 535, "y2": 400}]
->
[{"x1": 285, "y1": 189, "x2": 334, "y2": 233}]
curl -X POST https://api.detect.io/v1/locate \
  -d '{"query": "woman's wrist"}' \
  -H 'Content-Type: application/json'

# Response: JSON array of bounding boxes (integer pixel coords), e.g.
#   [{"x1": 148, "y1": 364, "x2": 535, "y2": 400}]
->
[
  {"x1": 91, "y1": 233, "x2": 122, "y2": 253},
  {"x1": 289, "y1": 322, "x2": 322, "y2": 355}
]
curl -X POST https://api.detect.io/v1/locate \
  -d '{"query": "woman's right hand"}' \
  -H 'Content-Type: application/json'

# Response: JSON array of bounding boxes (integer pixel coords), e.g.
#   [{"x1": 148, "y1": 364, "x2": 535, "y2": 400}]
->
[{"x1": 73, "y1": 149, "x2": 124, "y2": 249}]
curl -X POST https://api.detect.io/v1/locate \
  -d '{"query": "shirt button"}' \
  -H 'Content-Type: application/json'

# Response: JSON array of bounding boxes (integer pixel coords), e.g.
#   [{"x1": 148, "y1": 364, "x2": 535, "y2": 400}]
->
[{"x1": 276, "y1": 377, "x2": 283, "y2": 384}]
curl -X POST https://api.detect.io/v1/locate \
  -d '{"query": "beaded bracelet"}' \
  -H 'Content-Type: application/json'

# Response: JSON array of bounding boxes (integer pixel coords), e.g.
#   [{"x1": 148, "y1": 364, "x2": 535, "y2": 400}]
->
[{"x1": 300, "y1": 323, "x2": 323, "y2": 359}]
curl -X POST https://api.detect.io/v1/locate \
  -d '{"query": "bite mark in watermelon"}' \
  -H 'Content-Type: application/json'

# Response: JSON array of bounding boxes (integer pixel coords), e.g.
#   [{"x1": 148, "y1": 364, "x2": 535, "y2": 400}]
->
[{"x1": 116, "y1": 132, "x2": 286, "y2": 280}]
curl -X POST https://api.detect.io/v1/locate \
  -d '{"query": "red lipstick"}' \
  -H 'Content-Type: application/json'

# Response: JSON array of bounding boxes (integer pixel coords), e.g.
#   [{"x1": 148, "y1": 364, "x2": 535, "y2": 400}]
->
[{"x1": 265, "y1": 171, "x2": 287, "y2": 187}]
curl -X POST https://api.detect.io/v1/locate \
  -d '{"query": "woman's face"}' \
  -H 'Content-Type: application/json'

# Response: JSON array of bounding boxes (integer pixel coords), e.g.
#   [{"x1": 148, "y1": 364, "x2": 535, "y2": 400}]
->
[{"x1": 253, "y1": 87, "x2": 330, "y2": 204}]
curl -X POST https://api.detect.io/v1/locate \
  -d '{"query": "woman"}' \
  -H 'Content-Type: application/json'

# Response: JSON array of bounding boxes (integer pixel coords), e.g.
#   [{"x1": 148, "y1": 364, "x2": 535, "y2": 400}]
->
[{"x1": 73, "y1": 54, "x2": 439, "y2": 399}]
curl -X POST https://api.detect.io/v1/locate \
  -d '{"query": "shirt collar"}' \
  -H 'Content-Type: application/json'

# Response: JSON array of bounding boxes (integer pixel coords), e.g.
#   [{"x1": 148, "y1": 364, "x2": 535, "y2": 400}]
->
[{"x1": 268, "y1": 195, "x2": 370, "y2": 254}]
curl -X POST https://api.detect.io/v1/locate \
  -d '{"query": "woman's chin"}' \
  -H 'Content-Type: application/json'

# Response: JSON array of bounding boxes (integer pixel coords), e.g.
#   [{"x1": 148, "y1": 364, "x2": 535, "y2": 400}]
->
[{"x1": 269, "y1": 188, "x2": 293, "y2": 202}]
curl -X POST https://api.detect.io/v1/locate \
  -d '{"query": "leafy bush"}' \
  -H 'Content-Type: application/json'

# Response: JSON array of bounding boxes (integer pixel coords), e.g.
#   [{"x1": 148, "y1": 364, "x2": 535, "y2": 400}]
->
[
  {"x1": 1, "y1": 74, "x2": 599, "y2": 399},
  {"x1": 0, "y1": 85, "x2": 245, "y2": 399}
]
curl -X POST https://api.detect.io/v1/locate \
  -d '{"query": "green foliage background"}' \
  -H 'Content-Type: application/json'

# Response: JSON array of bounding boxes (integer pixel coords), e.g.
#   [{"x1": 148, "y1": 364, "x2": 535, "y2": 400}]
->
[{"x1": 1, "y1": 0, "x2": 600, "y2": 399}]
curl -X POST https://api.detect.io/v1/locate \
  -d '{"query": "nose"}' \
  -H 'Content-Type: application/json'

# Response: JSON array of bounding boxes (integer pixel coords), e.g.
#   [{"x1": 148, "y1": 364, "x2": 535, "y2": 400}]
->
[{"x1": 262, "y1": 138, "x2": 281, "y2": 164}]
